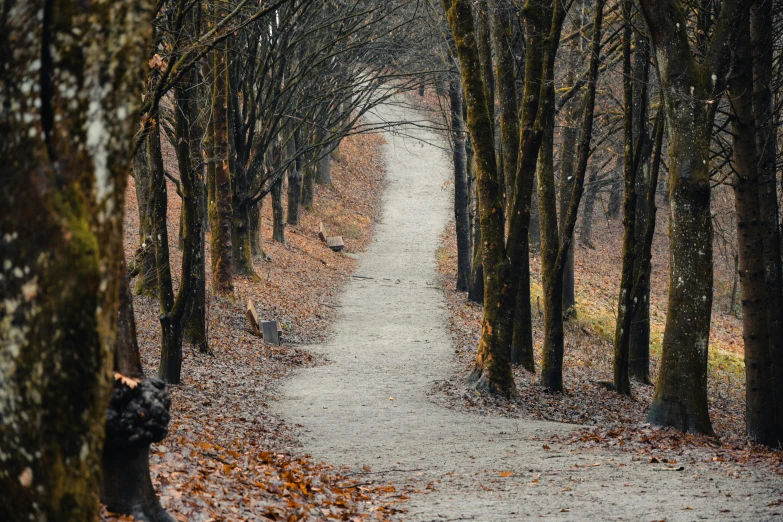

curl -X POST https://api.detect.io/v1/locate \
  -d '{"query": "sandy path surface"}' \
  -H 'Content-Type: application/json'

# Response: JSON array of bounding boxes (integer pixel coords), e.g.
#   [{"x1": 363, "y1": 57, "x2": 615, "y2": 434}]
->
[{"x1": 274, "y1": 101, "x2": 782, "y2": 521}]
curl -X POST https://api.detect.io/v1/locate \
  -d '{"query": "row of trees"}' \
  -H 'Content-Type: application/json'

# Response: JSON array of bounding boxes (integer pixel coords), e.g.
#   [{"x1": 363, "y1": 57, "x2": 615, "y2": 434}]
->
[
  {"x1": 1, "y1": 0, "x2": 426, "y2": 519},
  {"x1": 438, "y1": 0, "x2": 783, "y2": 448}
]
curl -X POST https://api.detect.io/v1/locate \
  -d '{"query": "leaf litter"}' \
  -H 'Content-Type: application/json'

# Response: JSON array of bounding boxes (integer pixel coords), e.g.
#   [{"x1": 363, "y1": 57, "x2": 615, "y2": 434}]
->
[{"x1": 103, "y1": 132, "x2": 406, "y2": 521}]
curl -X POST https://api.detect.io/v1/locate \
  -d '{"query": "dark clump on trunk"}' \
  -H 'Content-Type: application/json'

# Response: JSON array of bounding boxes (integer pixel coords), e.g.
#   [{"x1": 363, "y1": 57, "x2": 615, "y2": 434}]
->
[{"x1": 102, "y1": 378, "x2": 173, "y2": 522}]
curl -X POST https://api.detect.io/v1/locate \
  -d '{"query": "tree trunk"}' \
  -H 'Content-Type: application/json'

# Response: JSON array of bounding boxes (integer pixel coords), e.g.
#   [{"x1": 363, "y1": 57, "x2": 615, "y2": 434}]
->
[
  {"x1": 730, "y1": 15, "x2": 777, "y2": 446},
  {"x1": 444, "y1": 0, "x2": 515, "y2": 396},
  {"x1": 177, "y1": 50, "x2": 209, "y2": 355},
  {"x1": 751, "y1": 0, "x2": 783, "y2": 446},
  {"x1": 272, "y1": 177, "x2": 285, "y2": 243},
  {"x1": 209, "y1": 31, "x2": 234, "y2": 294},
  {"x1": 535, "y1": 0, "x2": 570, "y2": 392},
  {"x1": 629, "y1": 30, "x2": 653, "y2": 384},
  {"x1": 578, "y1": 167, "x2": 598, "y2": 247},
  {"x1": 490, "y1": 0, "x2": 519, "y2": 206},
  {"x1": 540, "y1": 0, "x2": 602, "y2": 392},
  {"x1": 613, "y1": 0, "x2": 638, "y2": 396},
  {"x1": 640, "y1": 0, "x2": 747, "y2": 436},
  {"x1": 287, "y1": 129, "x2": 303, "y2": 226},
  {"x1": 301, "y1": 145, "x2": 317, "y2": 210},
  {"x1": 316, "y1": 151, "x2": 332, "y2": 186},
  {"x1": 507, "y1": 0, "x2": 550, "y2": 372},
  {"x1": 133, "y1": 146, "x2": 159, "y2": 296},
  {"x1": 0, "y1": 0, "x2": 152, "y2": 517},
  {"x1": 607, "y1": 174, "x2": 622, "y2": 219},
  {"x1": 558, "y1": 72, "x2": 579, "y2": 320},
  {"x1": 249, "y1": 201, "x2": 263, "y2": 256},
  {"x1": 466, "y1": 125, "x2": 485, "y2": 303},
  {"x1": 450, "y1": 77, "x2": 472, "y2": 292}
]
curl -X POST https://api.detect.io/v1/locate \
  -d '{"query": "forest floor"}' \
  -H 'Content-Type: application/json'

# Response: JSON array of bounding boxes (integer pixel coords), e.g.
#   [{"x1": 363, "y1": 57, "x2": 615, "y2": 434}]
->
[
  {"x1": 103, "y1": 130, "x2": 403, "y2": 520},
  {"x1": 274, "y1": 98, "x2": 783, "y2": 521}
]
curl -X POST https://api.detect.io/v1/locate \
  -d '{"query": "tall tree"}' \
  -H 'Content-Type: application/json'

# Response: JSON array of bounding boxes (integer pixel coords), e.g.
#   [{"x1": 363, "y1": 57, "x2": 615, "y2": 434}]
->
[
  {"x1": 0, "y1": 0, "x2": 153, "y2": 518},
  {"x1": 750, "y1": 0, "x2": 783, "y2": 446},
  {"x1": 449, "y1": 75, "x2": 472, "y2": 292},
  {"x1": 613, "y1": 0, "x2": 638, "y2": 396},
  {"x1": 727, "y1": 14, "x2": 777, "y2": 446},
  {"x1": 443, "y1": 0, "x2": 515, "y2": 395},
  {"x1": 639, "y1": 0, "x2": 749, "y2": 435},
  {"x1": 538, "y1": 0, "x2": 605, "y2": 391},
  {"x1": 209, "y1": 11, "x2": 235, "y2": 294}
]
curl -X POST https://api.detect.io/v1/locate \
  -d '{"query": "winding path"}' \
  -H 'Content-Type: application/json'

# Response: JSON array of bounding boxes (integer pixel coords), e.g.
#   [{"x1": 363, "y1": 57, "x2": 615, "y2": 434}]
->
[{"x1": 274, "y1": 101, "x2": 782, "y2": 521}]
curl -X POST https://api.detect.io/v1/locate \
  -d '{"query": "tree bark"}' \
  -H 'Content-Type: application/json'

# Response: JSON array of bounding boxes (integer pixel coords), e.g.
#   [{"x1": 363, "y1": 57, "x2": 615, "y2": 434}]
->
[
  {"x1": 444, "y1": 0, "x2": 515, "y2": 396},
  {"x1": 0, "y1": 0, "x2": 152, "y2": 517},
  {"x1": 613, "y1": 0, "x2": 638, "y2": 396},
  {"x1": 490, "y1": 0, "x2": 519, "y2": 206},
  {"x1": 449, "y1": 77, "x2": 472, "y2": 292},
  {"x1": 287, "y1": 128, "x2": 303, "y2": 226},
  {"x1": 272, "y1": 177, "x2": 285, "y2": 243},
  {"x1": 578, "y1": 167, "x2": 598, "y2": 247},
  {"x1": 540, "y1": 0, "x2": 603, "y2": 392},
  {"x1": 316, "y1": 151, "x2": 333, "y2": 186},
  {"x1": 639, "y1": 0, "x2": 748, "y2": 435},
  {"x1": 301, "y1": 162, "x2": 316, "y2": 210},
  {"x1": 751, "y1": 0, "x2": 783, "y2": 446},
  {"x1": 535, "y1": 0, "x2": 571, "y2": 392},
  {"x1": 629, "y1": 30, "x2": 653, "y2": 384},
  {"x1": 176, "y1": 47, "x2": 209, "y2": 355},
  {"x1": 133, "y1": 145, "x2": 159, "y2": 296},
  {"x1": 249, "y1": 201, "x2": 263, "y2": 256},
  {"x1": 209, "y1": 25, "x2": 234, "y2": 294},
  {"x1": 558, "y1": 66, "x2": 579, "y2": 320},
  {"x1": 730, "y1": 14, "x2": 777, "y2": 447}
]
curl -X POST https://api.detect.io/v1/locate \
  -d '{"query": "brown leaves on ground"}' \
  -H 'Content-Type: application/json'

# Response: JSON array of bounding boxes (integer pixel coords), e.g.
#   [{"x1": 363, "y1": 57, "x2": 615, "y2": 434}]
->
[
  {"x1": 106, "y1": 131, "x2": 398, "y2": 521},
  {"x1": 434, "y1": 214, "x2": 783, "y2": 479}
]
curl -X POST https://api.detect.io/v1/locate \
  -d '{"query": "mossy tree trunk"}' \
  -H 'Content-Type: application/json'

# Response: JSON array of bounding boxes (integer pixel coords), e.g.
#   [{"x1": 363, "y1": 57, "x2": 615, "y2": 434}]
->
[
  {"x1": 443, "y1": 0, "x2": 515, "y2": 396},
  {"x1": 249, "y1": 201, "x2": 263, "y2": 256},
  {"x1": 209, "y1": 23, "x2": 235, "y2": 294},
  {"x1": 533, "y1": 0, "x2": 570, "y2": 391},
  {"x1": 0, "y1": 0, "x2": 152, "y2": 518},
  {"x1": 133, "y1": 145, "x2": 159, "y2": 296},
  {"x1": 558, "y1": 57, "x2": 579, "y2": 320},
  {"x1": 149, "y1": 108, "x2": 196, "y2": 385},
  {"x1": 506, "y1": 0, "x2": 547, "y2": 371},
  {"x1": 640, "y1": 0, "x2": 748, "y2": 435}
]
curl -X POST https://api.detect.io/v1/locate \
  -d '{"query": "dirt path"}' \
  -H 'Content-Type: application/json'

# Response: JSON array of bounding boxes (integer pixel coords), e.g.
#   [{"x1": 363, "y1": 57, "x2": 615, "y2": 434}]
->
[{"x1": 274, "y1": 101, "x2": 782, "y2": 521}]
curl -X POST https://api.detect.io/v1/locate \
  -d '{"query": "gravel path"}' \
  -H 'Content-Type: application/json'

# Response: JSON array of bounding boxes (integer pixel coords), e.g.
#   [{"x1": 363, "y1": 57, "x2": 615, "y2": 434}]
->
[{"x1": 274, "y1": 100, "x2": 782, "y2": 521}]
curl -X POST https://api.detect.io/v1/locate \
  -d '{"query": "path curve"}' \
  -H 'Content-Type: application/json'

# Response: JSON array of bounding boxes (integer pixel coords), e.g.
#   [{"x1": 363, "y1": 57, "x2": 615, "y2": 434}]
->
[{"x1": 274, "y1": 100, "x2": 781, "y2": 521}]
